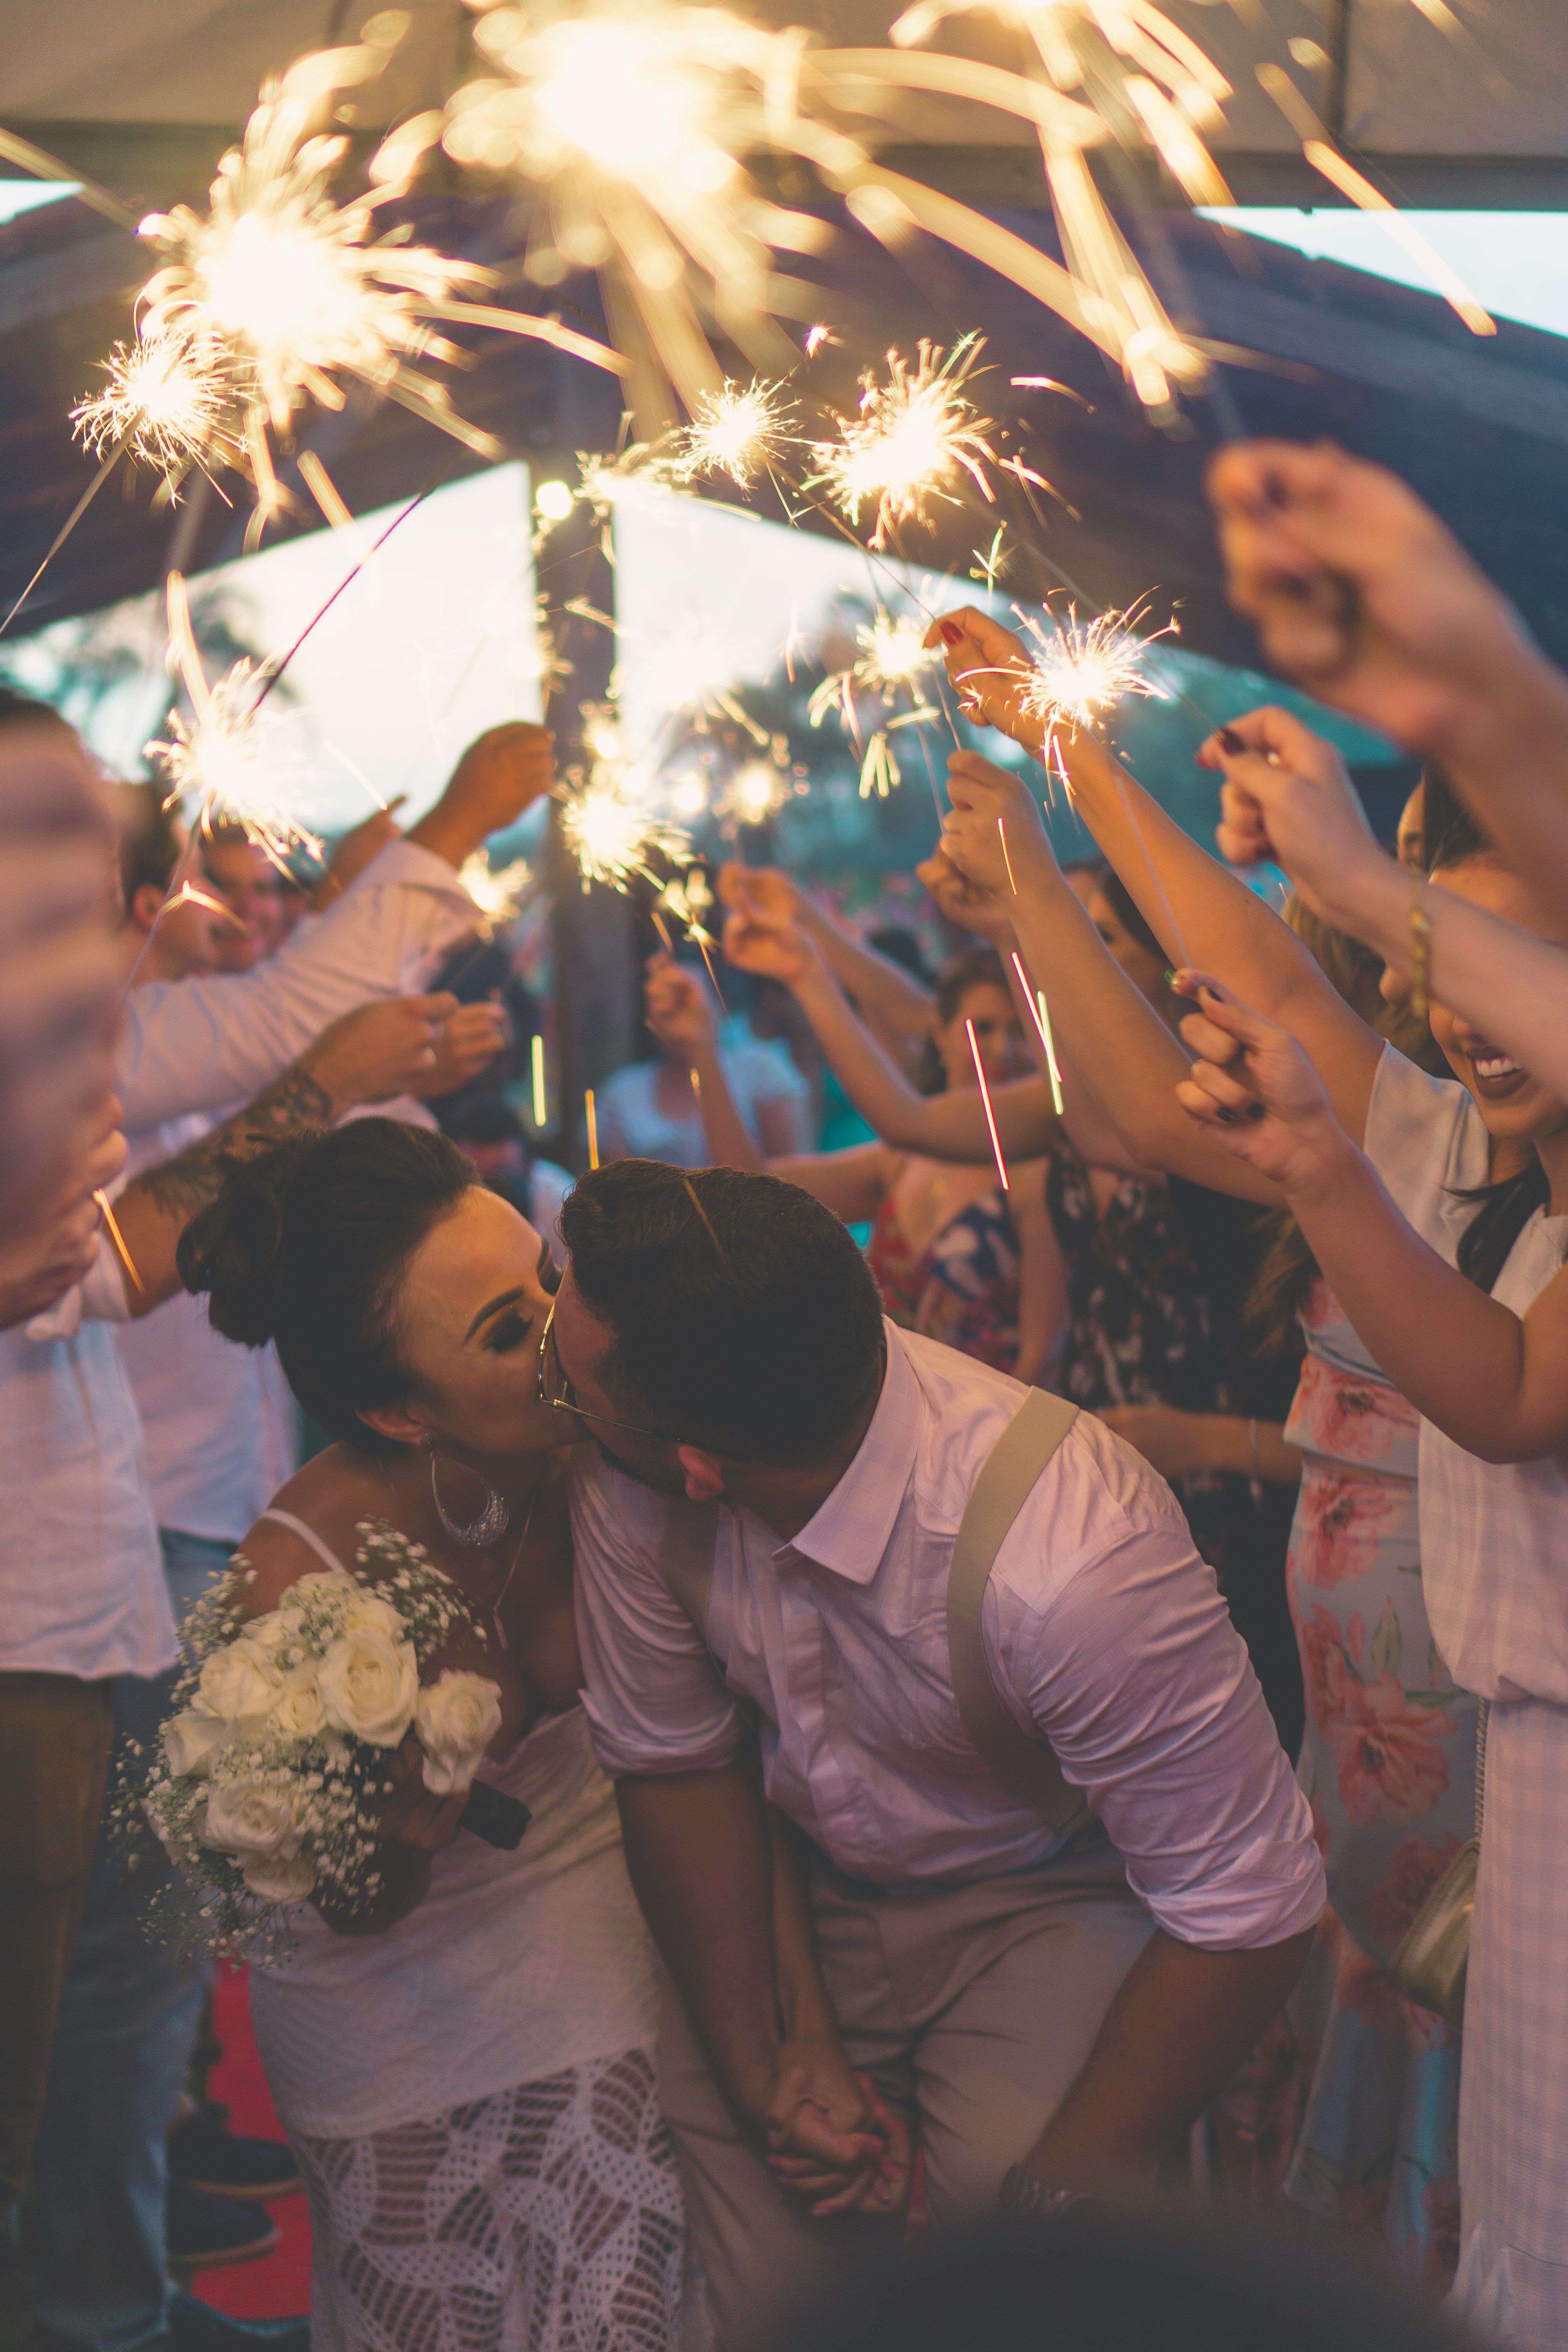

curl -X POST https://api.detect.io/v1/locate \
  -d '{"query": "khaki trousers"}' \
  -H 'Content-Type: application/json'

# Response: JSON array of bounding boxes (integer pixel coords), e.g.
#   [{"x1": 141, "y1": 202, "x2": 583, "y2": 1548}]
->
[
  {"x1": 658, "y1": 1838, "x2": 1154, "y2": 2349},
  {"x1": 0, "y1": 1671, "x2": 114, "y2": 2205}
]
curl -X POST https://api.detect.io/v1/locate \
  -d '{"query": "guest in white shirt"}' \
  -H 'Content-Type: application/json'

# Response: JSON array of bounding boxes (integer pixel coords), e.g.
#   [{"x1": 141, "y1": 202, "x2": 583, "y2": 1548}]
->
[
  {"x1": 0, "y1": 711, "x2": 551, "y2": 2313},
  {"x1": 552, "y1": 1159, "x2": 1326, "y2": 2347}
]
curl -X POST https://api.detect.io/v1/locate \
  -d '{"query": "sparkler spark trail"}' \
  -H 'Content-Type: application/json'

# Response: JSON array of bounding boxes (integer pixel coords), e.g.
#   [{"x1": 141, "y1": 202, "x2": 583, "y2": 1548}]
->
[
  {"x1": 96, "y1": 1191, "x2": 145, "y2": 1295},
  {"x1": 809, "y1": 603, "x2": 941, "y2": 800},
  {"x1": 885, "y1": 0, "x2": 1222, "y2": 414},
  {"x1": 673, "y1": 379, "x2": 799, "y2": 490},
  {"x1": 965, "y1": 1016, "x2": 1010, "y2": 1192},
  {"x1": 585, "y1": 1089, "x2": 600, "y2": 1169},
  {"x1": 531, "y1": 1032, "x2": 548, "y2": 1128},
  {"x1": 441, "y1": 0, "x2": 833, "y2": 423},
  {"x1": 997, "y1": 816, "x2": 1018, "y2": 895},
  {"x1": 810, "y1": 339, "x2": 1000, "y2": 550},
  {"x1": 1013, "y1": 950, "x2": 1065, "y2": 1113}
]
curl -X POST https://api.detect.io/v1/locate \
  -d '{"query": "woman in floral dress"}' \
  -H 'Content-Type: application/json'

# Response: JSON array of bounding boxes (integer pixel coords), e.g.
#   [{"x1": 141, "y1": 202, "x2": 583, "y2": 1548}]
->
[{"x1": 1219, "y1": 1271, "x2": 1476, "y2": 2287}]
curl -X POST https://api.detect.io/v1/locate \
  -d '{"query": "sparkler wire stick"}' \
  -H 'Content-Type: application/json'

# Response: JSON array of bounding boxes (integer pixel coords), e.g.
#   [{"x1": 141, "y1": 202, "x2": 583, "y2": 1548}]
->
[
  {"x1": 964, "y1": 1016, "x2": 1009, "y2": 1192},
  {"x1": 254, "y1": 470, "x2": 449, "y2": 712},
  {"x1": 0, "y1": 434, "x2": 130, "y2": 638},
  {"x1": 0, "y1": 127, "x2": 140, "y2": 230}
]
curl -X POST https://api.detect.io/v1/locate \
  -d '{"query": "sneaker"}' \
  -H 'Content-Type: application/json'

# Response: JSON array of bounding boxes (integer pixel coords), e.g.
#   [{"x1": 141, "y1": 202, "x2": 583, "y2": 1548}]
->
[
  {"x1": 168, "y1": 2288, "x2": 308, "y2": 2352},
  {"x1": 166, "y1": 2181, "x2": 279, "y2": 2270},
  {"x1": 169, "y1": 2103, "x2": 300, "y2": 2203}
]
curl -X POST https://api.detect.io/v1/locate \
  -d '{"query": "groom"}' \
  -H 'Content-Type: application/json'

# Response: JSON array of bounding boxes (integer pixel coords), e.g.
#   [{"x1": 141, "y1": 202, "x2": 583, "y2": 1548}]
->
[{"x1": 551, "y1": 1158, "x2": 1323, "y2": 2344}]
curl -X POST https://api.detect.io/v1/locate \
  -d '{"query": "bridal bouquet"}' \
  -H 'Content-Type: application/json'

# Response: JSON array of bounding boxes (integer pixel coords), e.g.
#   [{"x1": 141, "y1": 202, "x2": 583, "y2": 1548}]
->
[{"x1": 126, "y1": 1521, "x2": 504, "y2": 1956}]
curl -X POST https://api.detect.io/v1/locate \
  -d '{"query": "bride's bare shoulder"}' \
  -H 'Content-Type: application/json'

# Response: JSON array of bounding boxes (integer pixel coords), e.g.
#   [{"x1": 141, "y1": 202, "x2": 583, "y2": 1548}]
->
[{"x1": 232, "y1": 1446, "x2": 394, "y2": 1617}]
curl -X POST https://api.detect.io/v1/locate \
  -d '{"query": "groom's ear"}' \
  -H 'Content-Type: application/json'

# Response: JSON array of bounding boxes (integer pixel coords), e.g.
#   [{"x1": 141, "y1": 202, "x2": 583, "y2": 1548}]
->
[{"x1": 674, "y1": 1445, "x2": 727, "y2": 1503}]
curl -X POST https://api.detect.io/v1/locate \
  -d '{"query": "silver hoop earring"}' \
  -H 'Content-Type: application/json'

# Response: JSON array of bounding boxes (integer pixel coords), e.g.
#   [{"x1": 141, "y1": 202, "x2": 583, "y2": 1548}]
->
[{"x1": 425, "y1": 1440, "x2": 510, "y2": 1548}]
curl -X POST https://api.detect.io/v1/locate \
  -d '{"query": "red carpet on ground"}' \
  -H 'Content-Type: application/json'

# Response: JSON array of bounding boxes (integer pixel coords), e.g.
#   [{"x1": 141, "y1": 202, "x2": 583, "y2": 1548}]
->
[{"x1": 189, "y1": 1965, "x2": 312, "y2": 2322}]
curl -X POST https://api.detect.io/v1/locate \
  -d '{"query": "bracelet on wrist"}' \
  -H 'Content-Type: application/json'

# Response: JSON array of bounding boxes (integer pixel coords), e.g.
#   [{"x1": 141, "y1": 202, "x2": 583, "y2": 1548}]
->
[{"x1": 998, "y1": 2163, "x2": 1100, "y2": 2225}]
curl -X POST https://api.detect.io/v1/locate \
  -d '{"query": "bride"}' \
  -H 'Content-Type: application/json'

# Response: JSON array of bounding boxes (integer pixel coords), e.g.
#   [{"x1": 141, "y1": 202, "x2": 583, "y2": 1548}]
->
[{"x1": 178, "y1": 1119, "x2": 700, "y2": 2352}]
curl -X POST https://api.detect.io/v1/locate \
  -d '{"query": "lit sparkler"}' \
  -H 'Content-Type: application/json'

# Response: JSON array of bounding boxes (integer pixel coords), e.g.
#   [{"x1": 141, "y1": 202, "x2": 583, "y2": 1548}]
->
[
  {"x1": 441, "y1": 0, "x2": 829, "y2": 423},
  {"x1": 556, "y1": 705, "x2": 692, "y2": 893},
  {"x1": 71, "y1": 326, "x2": 242, "y2": 484},
  {"x1": 809, "y1": 602, "x2": 941, "y2": 799},
  {"x1": 658, "y1": 868, "x2": 717, "y2": 947},
  {"x1": 717, "y1": 759, "x2": 790, "y2": 826},
  {"x1": 809, "y1": 339, "x2": 999, "y2": 550},
  {"x1": 145, "y1": 575, "x2": 319, "y2": 866},
  {"x1": 965, "y1": 1016, "x2": 1010, "y2": 1192},
  {"x1": 673, "y1": 378, "x2": 799, "y2": 490},
  {"x1": 457, "y1": 851, "x2": 534, "y2": 936},
  {"x1": 884, "y1": 0, "x2": 1222, "y2": 414},
  {"x1": 1013, "y1": 601, "x2": 1171, "y2": 770}
]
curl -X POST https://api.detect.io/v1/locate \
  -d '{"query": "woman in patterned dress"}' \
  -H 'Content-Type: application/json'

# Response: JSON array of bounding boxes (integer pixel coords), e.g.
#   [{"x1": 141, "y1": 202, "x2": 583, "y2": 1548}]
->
[
  {"x1": 179, "y1": 1122, "x2": 896, "y2": 2352},
  {"x1": 645, "y1": 946, "x2": 1063, "y2": 1384}
]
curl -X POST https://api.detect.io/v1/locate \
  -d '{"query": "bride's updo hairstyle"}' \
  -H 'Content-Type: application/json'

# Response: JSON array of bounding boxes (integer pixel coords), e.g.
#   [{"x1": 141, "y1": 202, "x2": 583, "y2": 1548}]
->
[{"x1": 178, "y1": 1118, "x2": 477, "y2": 1454}]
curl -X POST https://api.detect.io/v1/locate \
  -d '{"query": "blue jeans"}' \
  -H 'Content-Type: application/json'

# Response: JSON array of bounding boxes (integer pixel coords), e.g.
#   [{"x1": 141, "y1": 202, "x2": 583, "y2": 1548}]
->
[{"x1": 29, "y1": 1531, "x2": 233, "y2": 2352}]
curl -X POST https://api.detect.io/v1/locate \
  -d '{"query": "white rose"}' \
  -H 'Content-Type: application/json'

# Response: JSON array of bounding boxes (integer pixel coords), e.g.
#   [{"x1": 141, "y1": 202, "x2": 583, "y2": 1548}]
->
[
  {"x1": 203, "y1": 1777, "x2": 304, "y2": 1860},
  {"x1": 339, "y1": 1590, "x2": 404, "y2": 1644},
  {"x1": 317, "y1": 1631, "x2": 419, "y2": 1748},
  {"x1": 269, "y1": 1668, "x2": 329, "y2": 1740},
  {"x1": 194, "y1": 1637, "x2": 282, "y2": 1724},
  {"x1": 242, "y1": 1851, "x2": 317, "y2": 1905},
  {"x1": 162, "y1": 1710, "x2": 231, "y2": 1779},
  {"x1": 290, "y1": 1569, "x2": 360, "y2": 1610},
  {"x1": 415, "y1": 1671, "x2": 504, "y2": 1797}
]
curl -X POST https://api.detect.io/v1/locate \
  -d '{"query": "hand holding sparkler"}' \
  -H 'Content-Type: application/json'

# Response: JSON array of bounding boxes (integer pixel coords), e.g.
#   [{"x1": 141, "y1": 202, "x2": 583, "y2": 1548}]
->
[
  {"x1": 407, "y1": 1002, "x2": 510, "y2": 1102},
  {"x1": 0, "y1": 1106, "x2": 127, "y2": 1333},
  {"x1": 1200, "y1": 708, "x2": 1379, "y2": 924},
  {"x1": 1172, "y1": 973, "x2": 1346, "y2": 1199},
  {"x1": 926, "y1": 606, "x2": 1043, "y2": 753},
  {"x1": 644, "y1": 953, "x2": 720, "y2": 1063},
  {"x1": 1207, "y1": 440, "x2": 1542, "y2": 764},
  {"x1": 304, "y1": 994, "x2": 463, "y2": 1115},
  {"x1": 939, "y1": 750, "x2": 1054, "y2": 904},
  {"x1": 915, "y1": 845, "x2": 1013, "y2": 949},
  {"x1": 406, "y1": 724, "x2": 555, "y2": 871}
]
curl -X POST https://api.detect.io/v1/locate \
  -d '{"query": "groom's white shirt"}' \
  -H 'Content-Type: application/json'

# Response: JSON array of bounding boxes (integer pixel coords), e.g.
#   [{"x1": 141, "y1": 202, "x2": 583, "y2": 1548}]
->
[{"x1": 573, "y1": 1322, "x2": 1324, "y2": 1951}]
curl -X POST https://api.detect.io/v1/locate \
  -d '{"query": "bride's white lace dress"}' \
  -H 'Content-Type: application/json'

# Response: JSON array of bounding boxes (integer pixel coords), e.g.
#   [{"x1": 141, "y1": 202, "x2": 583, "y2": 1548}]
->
[{"x1": 249, "y1": 1692, "x2": 704, "y2": 2352}]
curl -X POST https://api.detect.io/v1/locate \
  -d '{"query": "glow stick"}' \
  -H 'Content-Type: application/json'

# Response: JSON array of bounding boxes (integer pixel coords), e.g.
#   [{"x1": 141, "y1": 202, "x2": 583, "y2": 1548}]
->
[{"x1": 964, "y1": 1016, "x2": 1009, "y2": 1192}]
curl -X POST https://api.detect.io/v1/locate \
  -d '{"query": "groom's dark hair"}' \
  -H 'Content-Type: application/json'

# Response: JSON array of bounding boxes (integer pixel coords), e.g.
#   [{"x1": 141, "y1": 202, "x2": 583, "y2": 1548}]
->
[{"x1": 559, "y1": 1158, "x2": 884, "y2": 1465}]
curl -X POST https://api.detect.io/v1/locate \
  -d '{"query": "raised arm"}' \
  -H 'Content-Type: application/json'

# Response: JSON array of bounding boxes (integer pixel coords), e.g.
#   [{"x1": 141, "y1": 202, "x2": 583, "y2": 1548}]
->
[
  {"x1": 109, "y1": 995, "x2": 472, "y2": 1316},
  {"x1": 1207, "y1": 439, "x2": 1568, "y2": 927},
  {"x1": 719, "y1": 864, "x2": 933, "y2": 1069},
  {"x1": 118, "y1": 725, "x2": 552, "y2": 1128},
  {"x1": 934, "y1": 607, "x2": 1382, "y2": 1144},
  {"x1": 937, "y1": 753, "x2": 1279, "y2": 1206},
  {"x1": 1207, "y1": 713, "x2": 1568, "y2": 1107},
  {"x1": 645, "y1": 952, "x2": 895, "y2": 1224},
  {"x1": 1176, "y1": 975, "x2": 1568, "y2": 1463}
]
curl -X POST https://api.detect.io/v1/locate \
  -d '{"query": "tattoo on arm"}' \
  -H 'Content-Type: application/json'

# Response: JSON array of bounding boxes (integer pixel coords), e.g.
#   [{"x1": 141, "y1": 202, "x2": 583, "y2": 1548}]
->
[{"x1": 134, "y1": 1062, "x2": 334, "y2": 1221}]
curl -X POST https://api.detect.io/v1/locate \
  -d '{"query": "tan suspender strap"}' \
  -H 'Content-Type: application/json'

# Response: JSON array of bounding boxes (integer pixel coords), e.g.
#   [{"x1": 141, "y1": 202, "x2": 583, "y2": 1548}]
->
[
  {"x1": 657, "y1": 1494, "x2": 721, "y2": 1637},
  {"x1": 946, "y1": 1388, "x2": 1090, "y2": 1837}
]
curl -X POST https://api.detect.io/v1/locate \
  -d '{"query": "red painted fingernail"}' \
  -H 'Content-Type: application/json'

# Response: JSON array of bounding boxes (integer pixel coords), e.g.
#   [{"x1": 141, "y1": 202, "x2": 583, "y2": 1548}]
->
[
  {"x1": 1218, "y1": 727, "x2": 1244, "y2": 754},
  {"x1": 941, "y1": 621, "x2": 963, "y2": 645}
]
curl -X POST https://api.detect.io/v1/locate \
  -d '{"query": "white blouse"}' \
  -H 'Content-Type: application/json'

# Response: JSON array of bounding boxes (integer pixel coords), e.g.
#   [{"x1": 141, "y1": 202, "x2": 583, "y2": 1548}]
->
[{"x1": 1363, "y1": 1045, "x2": 1568, "y2": 1705}]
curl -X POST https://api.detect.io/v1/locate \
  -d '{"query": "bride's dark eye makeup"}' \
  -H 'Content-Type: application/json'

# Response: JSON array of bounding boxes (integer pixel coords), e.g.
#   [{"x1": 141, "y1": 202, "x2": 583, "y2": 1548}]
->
[{"x1": 485, "y1": 1310, "x2": 532, "y2": 1355}]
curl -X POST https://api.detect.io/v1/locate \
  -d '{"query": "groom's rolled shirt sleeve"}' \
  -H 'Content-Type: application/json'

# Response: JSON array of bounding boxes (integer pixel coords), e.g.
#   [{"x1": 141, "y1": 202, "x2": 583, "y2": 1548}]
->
[{"x1": 570, "y1": 1455, "x2": 743, "y2": 1777}]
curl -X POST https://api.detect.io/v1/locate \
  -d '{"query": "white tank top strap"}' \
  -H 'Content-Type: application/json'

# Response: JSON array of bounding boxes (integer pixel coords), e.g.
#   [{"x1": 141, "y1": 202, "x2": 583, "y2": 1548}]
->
[{"x1": 256, "y1": 1508, "x2": 348, "y2": 1575}]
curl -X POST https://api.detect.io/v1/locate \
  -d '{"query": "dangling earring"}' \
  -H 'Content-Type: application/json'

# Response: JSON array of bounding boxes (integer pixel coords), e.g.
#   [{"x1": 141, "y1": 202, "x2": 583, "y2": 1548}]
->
[{"x1": 424, "y1": 1438, "x2": 510, "y2": 1548}]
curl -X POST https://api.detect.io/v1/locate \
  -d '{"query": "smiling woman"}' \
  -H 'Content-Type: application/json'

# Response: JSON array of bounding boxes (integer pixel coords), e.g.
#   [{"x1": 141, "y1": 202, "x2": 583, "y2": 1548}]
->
[{"x1": 171, "y1": 1116, "x2": 703, "y2": 2352}]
